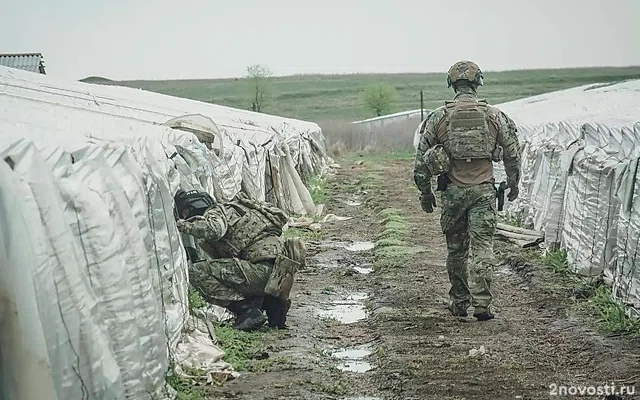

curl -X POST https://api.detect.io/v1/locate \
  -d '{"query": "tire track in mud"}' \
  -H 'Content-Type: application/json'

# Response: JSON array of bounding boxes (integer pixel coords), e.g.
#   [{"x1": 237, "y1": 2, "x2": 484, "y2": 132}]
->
[{"x1": 208, "y1": 156, "x2": 640, "y2": 400}]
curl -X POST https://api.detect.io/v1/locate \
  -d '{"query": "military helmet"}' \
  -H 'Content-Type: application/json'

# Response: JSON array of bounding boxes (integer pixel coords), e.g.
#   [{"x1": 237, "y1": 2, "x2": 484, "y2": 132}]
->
[
  {"x1": 174, "y1": 189, "x2": 216, "y2": 220},
  {"x1": 447, "y1": 60, "x2": 484, "y2": 88},
  {"x1": 422, "y1": 144, "x2": 452, "y2": 176}
]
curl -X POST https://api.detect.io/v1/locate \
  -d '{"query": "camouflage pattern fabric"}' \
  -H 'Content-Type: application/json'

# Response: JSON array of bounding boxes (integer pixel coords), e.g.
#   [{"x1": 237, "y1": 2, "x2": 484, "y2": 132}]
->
[
  {"x1": 189, "y1": 258, "x2": 273, "y2": 306},
  {"x1": 176, "y1": 193, "x2": 287, "y2": 262},
  {"x1": 176, "y1": 204, "x2": 229, "y2": 243},
  {"x1": 422, "y1": 144, "x2": 451, "y2": 176},
  {"x1": 413, "y1": 87, "x2": 521, "y2": 192},
  {"x1": 413, "y1": 67, "x2": 522, "y2": 312},
  {"x1": 447, "y1": 61, "x2": 483, "y2": 88},
  {"x1": 440, "y1": 183, "x2": 497, "y2": 309},
  {"x1": 176, "y1": 193, "x2": 290, "y2": 306}
]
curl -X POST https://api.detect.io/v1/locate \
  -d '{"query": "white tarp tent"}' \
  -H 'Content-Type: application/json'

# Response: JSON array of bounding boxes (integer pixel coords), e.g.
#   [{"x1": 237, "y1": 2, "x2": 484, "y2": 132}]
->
[
  {"x1": 0, "y1": 66, "x2": 332, "y2": 399},
  {"x1": 0, "y1": 66, "x2": 331, "y2": 216},
  {"x1": 496, "y1": 80, "x2": 640, "y2": 315}
]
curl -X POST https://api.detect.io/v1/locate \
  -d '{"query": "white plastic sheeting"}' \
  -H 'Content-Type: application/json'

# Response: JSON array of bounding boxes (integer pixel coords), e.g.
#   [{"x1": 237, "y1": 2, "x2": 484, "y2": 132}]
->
[
  {"x1": 0, "y1": 66, "x2": 330, "y2": 215},
  {"x1": 0, "y1": 66, "x2": 332, "y2": 399},
  {"x1": 0, "y1": 129, "x2": 194, "y2": 400},
  {"x1": 496, "y1": 80, "x2": 640, "y2": 315}
]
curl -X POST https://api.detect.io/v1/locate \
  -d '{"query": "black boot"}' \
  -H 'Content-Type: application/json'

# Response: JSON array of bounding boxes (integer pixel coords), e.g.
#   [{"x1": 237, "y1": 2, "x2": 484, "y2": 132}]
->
[
  {"x1": 262, "y1": 296, "x2": 291, "y2": 328},
  {"x1": 473, "y1": 307, "x2": 495, "y2": 321},
  {"x1": 227, "y1": 297, "x2": 267, "y2": 331}
]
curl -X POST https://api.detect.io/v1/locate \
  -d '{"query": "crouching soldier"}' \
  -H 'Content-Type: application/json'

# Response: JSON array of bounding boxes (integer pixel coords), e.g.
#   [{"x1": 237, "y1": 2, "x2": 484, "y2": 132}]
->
[{"x1": 174, "y1": 189, "x2": 306, "y2": 331}]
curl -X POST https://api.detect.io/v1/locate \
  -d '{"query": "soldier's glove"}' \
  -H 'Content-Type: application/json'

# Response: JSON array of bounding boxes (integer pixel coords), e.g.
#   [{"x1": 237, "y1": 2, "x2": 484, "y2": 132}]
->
[
  {"x1": 176, "y1": 219, "x2": 187, "y2": 232},
  {"x1": 420, "y1": 191, "x2": 437, "y2": 213},
  {"x1": 507, "y1": 184, "x2": 519, "y2": 202}
]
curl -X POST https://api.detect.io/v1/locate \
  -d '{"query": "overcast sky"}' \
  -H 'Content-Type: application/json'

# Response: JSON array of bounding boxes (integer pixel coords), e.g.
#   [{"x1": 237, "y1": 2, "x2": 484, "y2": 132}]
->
[{"x1": 1, "y1": 0, "x2": 638, "y2": 81}]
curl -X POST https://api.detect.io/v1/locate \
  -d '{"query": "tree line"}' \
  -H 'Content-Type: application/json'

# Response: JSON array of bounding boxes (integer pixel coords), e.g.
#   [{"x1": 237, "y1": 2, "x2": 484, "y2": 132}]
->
[{"x1": 245, "y1": 64, "x2": 398, "y2": 117}]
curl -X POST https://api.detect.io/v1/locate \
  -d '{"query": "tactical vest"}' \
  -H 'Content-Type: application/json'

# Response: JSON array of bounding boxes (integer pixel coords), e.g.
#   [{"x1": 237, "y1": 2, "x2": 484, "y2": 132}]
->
[
  {"x1": 212, "y1": 195, "x2": 288, "y2": 261},
  {"x1": 440, "y1": 98, "x2": 497, "y2": 162}
]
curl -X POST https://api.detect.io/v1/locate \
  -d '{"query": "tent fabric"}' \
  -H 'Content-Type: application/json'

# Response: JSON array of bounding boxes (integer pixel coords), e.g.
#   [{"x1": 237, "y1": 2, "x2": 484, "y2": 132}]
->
[
  {"x1": 0, "y1": 65, "x2": 330, "y2": 215},
  {"x1": 496, "y1": 80, "x2": 640, "y2": 316},
  {"x1": 0, "y1": 66, "x2": 332, "y2": 399}
]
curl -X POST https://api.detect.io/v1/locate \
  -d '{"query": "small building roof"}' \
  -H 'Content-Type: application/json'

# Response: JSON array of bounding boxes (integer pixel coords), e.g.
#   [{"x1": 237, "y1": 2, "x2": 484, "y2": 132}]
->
[
  {"x1": 0, "y1": 53, "x2": 46, "y2": 74},
  {"x1": 352, "y1": 109, "x2": 429, "y2": 124}
]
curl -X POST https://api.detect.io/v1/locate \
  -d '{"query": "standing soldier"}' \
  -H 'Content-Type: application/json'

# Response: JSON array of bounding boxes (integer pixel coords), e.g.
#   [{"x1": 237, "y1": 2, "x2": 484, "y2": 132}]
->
[{"x1": 413, "y1": 60, "x2": 521, "y2": 321}]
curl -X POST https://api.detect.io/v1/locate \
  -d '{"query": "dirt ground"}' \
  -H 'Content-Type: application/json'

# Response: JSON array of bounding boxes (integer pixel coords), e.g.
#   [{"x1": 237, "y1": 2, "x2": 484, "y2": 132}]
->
[{"x1": 207, "y1": 154, "x2": 640, "y2": 400}]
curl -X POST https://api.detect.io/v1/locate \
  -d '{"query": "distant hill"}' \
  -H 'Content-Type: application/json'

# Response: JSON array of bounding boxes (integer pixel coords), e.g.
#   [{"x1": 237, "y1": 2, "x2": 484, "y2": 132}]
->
[{"x1": 87, "y1": 66, "x2": 640, "y2": 123}]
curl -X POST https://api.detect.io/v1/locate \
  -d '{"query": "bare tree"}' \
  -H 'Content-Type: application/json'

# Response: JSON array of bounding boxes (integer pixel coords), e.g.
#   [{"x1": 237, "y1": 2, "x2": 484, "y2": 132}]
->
[
  {"x1": 245, "y1": 64, "x2": 273, "y2": 112},
  {"x1": 361, "y1": 83, "x2": 398, "y2": 117}
]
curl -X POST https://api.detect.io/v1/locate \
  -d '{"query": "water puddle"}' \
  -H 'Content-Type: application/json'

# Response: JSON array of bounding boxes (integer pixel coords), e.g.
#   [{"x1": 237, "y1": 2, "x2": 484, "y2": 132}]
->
[
  {"x1": 342, "y1": 398, "x2": 382, "y2": 400},
  {"x1": 497, "y1": 264, "x2": 514, "y2": 276},
  {"x1": 332, "y1": 344, "x2": 373, "y2": 373},
  {"x1": 338, "y1": 196, "x2": 363, "y2": 207},
  {"x1": 317, "y1": 292, "x2": 369, "y2": 324},
  {"x1": 353, "y1": 266, "x2": 374, "y2": 274},
  {"x1": 345, "y1": 241, "x2": 375, "y2": 252}
]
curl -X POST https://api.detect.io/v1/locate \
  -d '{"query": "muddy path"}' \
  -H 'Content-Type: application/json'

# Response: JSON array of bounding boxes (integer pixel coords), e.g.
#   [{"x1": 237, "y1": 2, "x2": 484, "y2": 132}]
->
[{"x1": 208, "y1": 154, "x2": 640, "y2": 400}]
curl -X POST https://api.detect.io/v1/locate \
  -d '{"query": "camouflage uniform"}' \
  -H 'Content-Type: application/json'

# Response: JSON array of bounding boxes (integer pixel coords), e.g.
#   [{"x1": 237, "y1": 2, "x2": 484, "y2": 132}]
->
[
  {"x1": 176, "y1": 192, "x2": 304, "y2": 329},
  {"x1": 413, "y1": 61, "x2": 521, "y2": 319}
]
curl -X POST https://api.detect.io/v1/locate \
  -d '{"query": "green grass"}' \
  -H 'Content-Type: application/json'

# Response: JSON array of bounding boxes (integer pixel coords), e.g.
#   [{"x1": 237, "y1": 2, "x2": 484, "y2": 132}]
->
[
  {"x1": 166, "y1": 362, "x2": 206, "y2": 400},
  {"x1": 214, "y1": 325, "x2": 266, "y2": 371},
  {"x1": 589, "y1": 285, "x2": 640, "y2": 334},
  {"x1": 344, "y1": 150, "x2": 416, "y2": 163},
  {"x1": 188, "y1": 288, "x2": 206, "y2": 314},
  {"x1": 541, "y1": 249, "x2": 640, "y2": 335},
  {"x1": 307, "y1": 174, "x2": 329, "y2": 204},
  {"x1": 374, "y1": 208, "x2": 425, "y2": 271},
  {"x1": 84, "y1": 66, "x2": 640, "y2": 123}
]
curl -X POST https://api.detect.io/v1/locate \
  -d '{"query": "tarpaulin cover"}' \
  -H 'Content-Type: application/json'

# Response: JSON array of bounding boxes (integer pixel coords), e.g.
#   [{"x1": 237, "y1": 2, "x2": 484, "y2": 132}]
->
[
  {"x1": 0, "y1": 65, "x2": 332, "y2": 399},
  {"x1": 496, "y1": 80, "x2": 640, "y2": 315},
  {"x1": 0, "y1": 66, "x2": 331, "y2": 215}
]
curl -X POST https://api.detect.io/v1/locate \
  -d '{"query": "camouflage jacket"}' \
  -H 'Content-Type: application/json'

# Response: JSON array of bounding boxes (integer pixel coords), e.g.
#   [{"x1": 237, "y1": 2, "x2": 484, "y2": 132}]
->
[
  {"x1": 413, "y1": 91, "x2": 521, "y2": 192},
  {"x1": 176, "y1": 193, "x2": 288, "y2": 262}
]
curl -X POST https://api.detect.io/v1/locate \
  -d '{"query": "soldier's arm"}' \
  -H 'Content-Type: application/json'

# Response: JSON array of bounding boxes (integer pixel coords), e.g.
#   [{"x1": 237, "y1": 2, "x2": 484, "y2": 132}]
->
[
  {"x1": 176, "y1": 204, "x2": 229, "y2": 241},
  {"x1": 413, "y1": 110, "x2": 442, "y2": 193},
  {"x1": 493, "y1": 110, "x2": 521, "y2": 188}
]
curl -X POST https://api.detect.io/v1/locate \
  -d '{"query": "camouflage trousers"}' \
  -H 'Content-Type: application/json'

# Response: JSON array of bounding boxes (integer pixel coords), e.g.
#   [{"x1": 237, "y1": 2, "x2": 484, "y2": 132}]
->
[
  {"x1": 189, "y1": 258, "x2": 274, "y2": 308},
  {"x1": 439, "y1": 182, "x2": 497, "y2": 310}
]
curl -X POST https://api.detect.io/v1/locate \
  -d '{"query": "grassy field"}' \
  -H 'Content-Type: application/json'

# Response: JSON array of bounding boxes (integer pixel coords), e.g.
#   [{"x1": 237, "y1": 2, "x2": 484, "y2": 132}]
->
[{"x1": 84, "y1": 66, "x2": 640, "y2": 124}]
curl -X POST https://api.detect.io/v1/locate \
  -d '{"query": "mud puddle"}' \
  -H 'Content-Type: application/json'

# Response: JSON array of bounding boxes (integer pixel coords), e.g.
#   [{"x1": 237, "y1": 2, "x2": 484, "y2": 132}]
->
[
  {"x1": 332, "y1": 343, "x2": 373, "y2": 373},
  {"x1": 353, "y1": 265, "x2": 374, "y2": 274},
  {"x1": 341, "y1": 398, "x2": 382, "y2": 400},
  {"x1": 497, "y1": 264, "x2": 515, "y2": 276},
  {"x1": 338, "y1": 194, "x2": 363, "y2": 207},
  {"x1": 345, "y1": 241, "x2": 375, "y2": 252},
  {"x1": 318, "y1": 240, "x2": 375, "y2": 252},
  {"x1": 317, "y1": 292, "x2": 369, "y2": 324}
]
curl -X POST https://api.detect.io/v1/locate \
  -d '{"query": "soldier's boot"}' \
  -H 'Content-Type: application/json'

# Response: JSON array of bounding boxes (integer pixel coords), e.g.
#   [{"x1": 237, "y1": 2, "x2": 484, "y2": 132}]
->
[
  {"x1": 449, "y1": 302, "x2": 469, "y2": 317},
  {"x1": 473, "y1": 307, "x2": 494, "y2": 321},
  {"x1": 262, "y1": 296, "x2": 291, "y2": 329},
  {"x1": 228, "y1": 297, "x2": 267, "y2": 331}
]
